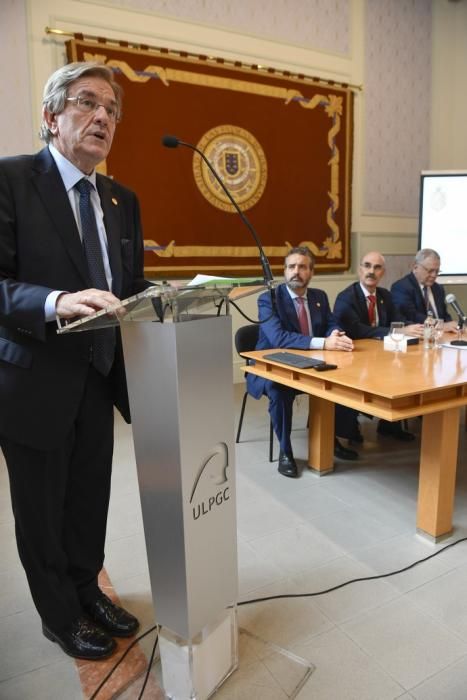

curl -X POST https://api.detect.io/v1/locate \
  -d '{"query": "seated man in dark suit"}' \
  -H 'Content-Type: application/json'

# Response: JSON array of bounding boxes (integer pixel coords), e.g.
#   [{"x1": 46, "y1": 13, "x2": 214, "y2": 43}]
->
[
  {"x1": 246, "y1": 246, "x2": 356, "y2": 478},
  {"x1": 333, "y1": 251, "x2": 424, "y2": 442},
  {"x1": 391, "y1": 248, "x2": 457, "y2": 331}
]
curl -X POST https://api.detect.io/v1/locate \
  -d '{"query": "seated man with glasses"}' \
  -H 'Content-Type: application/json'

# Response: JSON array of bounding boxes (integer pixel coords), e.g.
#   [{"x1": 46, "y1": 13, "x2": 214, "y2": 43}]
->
[
  {"x1": 391, "y1": 248, "x2": 457, "y2": 331},
  {"x1": 333, "y1": 251, "x2": 423, "y2": 443}
]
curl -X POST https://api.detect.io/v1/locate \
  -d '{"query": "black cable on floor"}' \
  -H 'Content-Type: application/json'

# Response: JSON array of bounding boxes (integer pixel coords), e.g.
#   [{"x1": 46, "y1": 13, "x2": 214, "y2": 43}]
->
[
  {"x1": 238, "y1": 535, "x2": 467, "y2": 606},
  {"x1": 88, "y1": 624, "x2": 158, "y2": 700},
  {"x1": 137, "y1": 630, "x2": 160, "y2": 700},
  {"x1": 88, "y1": 535, "x2": 467, "y2": 698}
]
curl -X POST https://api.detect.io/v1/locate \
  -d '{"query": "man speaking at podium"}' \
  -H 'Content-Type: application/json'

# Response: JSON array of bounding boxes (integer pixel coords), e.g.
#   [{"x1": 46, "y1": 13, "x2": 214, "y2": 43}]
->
[{"x1": 0, "y1": 62, "x2": 151, "y2": 660}]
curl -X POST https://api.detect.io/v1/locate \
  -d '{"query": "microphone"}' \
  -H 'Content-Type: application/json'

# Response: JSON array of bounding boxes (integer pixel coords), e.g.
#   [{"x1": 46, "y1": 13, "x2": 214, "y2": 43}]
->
[
  {"x1": 162, "y1": 135, "x2": 180, "y2": 149},
  {"x1": 445, "y1": 293, "x2": 467, "y2": 346},
  {"x1": 161, "y1": 134, "x2": 275, "y2": 290},
  {"x1": 445, "y1": 293, "x2": 467, "y2": 322}
]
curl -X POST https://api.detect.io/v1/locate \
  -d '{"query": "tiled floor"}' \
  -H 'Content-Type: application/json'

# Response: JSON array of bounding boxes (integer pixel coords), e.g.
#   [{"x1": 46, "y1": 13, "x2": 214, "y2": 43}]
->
[{"x1": 2, "y1": 386, "x2": 467, "y2": 698}]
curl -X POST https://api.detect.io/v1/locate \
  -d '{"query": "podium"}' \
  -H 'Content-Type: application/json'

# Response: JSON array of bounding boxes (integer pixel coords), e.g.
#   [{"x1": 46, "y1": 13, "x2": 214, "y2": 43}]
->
[{"x1": 57, "y1": 283, "x2": 256, "y2": 699}]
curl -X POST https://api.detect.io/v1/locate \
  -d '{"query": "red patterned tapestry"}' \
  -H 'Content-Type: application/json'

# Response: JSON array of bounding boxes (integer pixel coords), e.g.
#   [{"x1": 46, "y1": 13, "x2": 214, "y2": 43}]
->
[{"x1": 67, "y1": 39, "x2": 354, "y2": 278}]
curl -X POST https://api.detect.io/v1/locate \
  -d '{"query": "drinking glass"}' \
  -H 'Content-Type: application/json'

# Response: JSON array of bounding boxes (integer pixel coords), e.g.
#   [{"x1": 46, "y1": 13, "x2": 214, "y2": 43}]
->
[
  {"x1": 390, "y1": 322, "x2": 405, "y2": 353},
  {"x1": 434, "y1": 319, "x2": 444, "y2": 348}
]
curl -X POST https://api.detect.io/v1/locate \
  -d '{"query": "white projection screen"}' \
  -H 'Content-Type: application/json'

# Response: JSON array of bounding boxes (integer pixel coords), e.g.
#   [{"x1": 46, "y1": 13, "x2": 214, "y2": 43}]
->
[{"x1": 418, "y1": 170, "x2": 467, "y2": 282}]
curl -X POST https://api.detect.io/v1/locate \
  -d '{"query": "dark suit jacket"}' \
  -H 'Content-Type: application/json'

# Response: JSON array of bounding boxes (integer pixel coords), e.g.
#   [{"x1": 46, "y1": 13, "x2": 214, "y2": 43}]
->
[
  {"x1": 391, "y1": 272, "x2": 452, "y2": 324},
  {"x1": 246, "y1": 283, "x2": 339, "y2": 399},
  {"x1": 0, "y1": 147, "x2": 151, "y2": 450},
  {"x1": 333, "y1": 282, "x2": 404, "y2": 340}
]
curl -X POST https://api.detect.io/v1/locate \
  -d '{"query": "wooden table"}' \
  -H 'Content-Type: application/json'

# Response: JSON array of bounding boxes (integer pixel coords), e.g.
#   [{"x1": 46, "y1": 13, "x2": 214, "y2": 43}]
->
[{"x1": 242, "y1": 338, "x2": 467, "y2": 540}]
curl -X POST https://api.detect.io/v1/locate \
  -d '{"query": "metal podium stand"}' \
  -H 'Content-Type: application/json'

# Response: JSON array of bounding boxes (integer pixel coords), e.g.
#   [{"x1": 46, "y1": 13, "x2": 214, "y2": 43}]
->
[{"x1": 58, "y1": 284, "x2": 247, "y2": 699}]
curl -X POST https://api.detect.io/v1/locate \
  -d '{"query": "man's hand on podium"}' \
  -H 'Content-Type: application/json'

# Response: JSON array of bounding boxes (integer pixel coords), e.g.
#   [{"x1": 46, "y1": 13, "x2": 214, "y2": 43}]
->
[{"x1": 56, "y1": 288, "x2": 121, "y2": 319}]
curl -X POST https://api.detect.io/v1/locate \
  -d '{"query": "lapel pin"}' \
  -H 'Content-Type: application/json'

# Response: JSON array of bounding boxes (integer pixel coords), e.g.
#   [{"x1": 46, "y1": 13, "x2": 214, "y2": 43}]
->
[
  {"x1": 112, "y1": 197, "x2": 118, "y2": 206},
  {"x1": 316, "y1": 302, "x2": 321, "y2": 307}
]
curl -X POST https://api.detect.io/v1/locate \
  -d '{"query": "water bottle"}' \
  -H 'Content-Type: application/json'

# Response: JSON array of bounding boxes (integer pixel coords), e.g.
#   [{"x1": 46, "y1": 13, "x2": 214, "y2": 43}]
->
[{"x1": 423, "y1": 311, "x2": 436, "y2": 349}]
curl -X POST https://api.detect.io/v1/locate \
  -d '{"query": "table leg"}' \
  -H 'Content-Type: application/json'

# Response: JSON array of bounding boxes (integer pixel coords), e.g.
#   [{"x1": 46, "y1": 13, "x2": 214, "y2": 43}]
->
[
  {"x1": 307, "y1": 396, "x2": 334, "y2": 474},
  {"x1": 417, "y1": 407, "x2": 460, "y2": 539}
]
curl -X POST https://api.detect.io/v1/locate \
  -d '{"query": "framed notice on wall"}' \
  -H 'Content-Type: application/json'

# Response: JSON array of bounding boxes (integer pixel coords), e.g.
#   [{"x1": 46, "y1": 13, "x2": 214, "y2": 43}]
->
[{"x1": 67, "y1": 38, "x2": 354, "y2": 279}]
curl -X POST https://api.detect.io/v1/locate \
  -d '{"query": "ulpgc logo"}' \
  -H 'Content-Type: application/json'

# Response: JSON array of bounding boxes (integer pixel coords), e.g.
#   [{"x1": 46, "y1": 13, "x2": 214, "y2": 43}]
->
[{"x1": 190, "y1": 443, "x2": 230, "y2": 521}]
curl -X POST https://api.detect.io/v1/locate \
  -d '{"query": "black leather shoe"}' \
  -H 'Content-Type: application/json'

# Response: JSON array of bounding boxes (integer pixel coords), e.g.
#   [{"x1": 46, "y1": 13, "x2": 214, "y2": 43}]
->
[
  {"x1": 348, "y1": 430, "x2": 364, "y2": 444},
  {"x1": 334, "y1": 438, "x2": 358, "y2": 461},
  {"x1": 84, "y1": 593, "x2": 140, "y2": 637},
  {"x1": 42, "y1": 616, "x2": 116, "y2": 660},
  {"x1": 377, "y1": 421, "x2": 415, "y2": 442},
  {"x1": 278, "y1": 450, "x2": 299, "y2": 478}
]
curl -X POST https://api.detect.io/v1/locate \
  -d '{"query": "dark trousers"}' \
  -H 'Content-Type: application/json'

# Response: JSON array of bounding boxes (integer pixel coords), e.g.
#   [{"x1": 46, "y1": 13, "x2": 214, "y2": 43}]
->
[
  {"x1": 265, "y1": 381, "x2": 298, "y2": 454},
  {"x1": 1, "y1": 367, "x2": 114, "y2": 633},
  {"x1": 334, "y1": 405, "x2": 361, "y2": 439},
  {"x1": 334, "y1": 407, "x2": 406, "y2": 438},
  {"x1": 264, "y1": 381, "x2": 351, "y2": 455}
]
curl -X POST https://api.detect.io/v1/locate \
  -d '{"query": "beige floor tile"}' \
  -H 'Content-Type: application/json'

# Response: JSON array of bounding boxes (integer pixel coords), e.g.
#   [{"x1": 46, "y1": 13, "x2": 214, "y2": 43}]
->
[
  {"x1": 290, "y1": 556, "x2": 399, "y2": 624},
  {"x1": 342, "y1": 597, "x2": 467, "y2": 688},
  {"x1": 0, "y1": 608, "x2": 64, "y2": 681},
  {"x1": 350, "y1": 533, "x2": 457, "y2": 594},
  {"x1": 406, "y1": 564, "x2": 467, "y2": 640},
  {"x1": 0, "y1": 659, "x2": 82, "y2": 700},
  {"x1": 236, "y1": 494, "x2": 305, "y2": 540},
  {"x1": 238, "y1": 578, "x2": 334, "y2": 648},
  {"x1": 410, "y1": 654, "x2": 467, "y2": 699},
  {"x1": 292, "y1": 627, "x2": 404, "y2": 700},
  {"x1": 246, "y1": 522, "x2": 345, "y2": 576}
]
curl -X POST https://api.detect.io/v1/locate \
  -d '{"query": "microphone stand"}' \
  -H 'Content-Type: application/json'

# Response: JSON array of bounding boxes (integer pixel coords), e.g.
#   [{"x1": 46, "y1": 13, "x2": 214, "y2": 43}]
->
[
  {"x1": 452, "y1": 316, "x2": 467, "y2": 346},
  {"x1": 162, "y1": 136, "x2": 276, "y2": 306}
]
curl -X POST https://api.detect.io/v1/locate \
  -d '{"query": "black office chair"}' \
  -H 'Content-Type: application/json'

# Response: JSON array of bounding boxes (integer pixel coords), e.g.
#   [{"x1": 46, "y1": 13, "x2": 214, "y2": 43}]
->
[{"x1": 235, "y1": 324, "x2": 275, "y2": 462}]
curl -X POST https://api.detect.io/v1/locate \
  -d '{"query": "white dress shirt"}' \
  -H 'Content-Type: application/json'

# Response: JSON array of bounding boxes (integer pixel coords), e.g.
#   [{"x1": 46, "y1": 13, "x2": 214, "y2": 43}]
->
[
  {"x1": 44, "y1": 145, "x2": 113, "y2": 321},
  {"x1": 286, "y1": 286, "x2": 325, "y2": 350}
]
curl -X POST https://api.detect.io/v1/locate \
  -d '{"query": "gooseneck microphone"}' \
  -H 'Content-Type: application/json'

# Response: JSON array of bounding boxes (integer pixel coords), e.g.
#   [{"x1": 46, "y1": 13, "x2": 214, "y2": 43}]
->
[
  {"x1": 445, "y1": 293, "x2": 467, "y2": 323},
  {"x1": 445, "y1": 293, "x2": 467, "y2": 346},
  {"x1": 161, "y1": 135, "x2": 275, "y2": 291}
]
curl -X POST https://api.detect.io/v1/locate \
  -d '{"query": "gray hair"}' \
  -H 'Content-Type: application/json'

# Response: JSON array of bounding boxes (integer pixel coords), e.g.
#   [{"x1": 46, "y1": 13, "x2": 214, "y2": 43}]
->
[
  {"x1": 39, "y1": 61, "x2": 122, "y2": 143},
  {"x1": 415, "y1": 248, "x2": 440, "y2": 264}
]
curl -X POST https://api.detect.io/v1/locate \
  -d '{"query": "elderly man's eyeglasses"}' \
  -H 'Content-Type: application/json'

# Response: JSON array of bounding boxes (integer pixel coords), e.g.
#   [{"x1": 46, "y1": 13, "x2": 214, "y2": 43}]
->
[
  {"x1": 66, "y1": 95, "x2": 120, "y2": 123},
  {"x1": 418, "y1": 262, "x2": 441, "y2": 275}
]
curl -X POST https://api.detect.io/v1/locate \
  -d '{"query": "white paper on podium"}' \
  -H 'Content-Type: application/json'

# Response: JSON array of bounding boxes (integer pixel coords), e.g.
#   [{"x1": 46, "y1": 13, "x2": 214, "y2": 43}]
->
[
  {"x1": 187, "y1": 274, "x2": 233, "y2": 286},
  {"x1": 187, "y1": 274, "x2": 265, "y2": 287}
]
